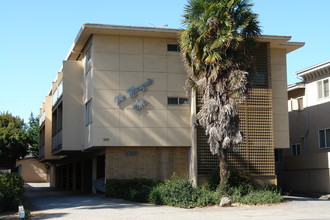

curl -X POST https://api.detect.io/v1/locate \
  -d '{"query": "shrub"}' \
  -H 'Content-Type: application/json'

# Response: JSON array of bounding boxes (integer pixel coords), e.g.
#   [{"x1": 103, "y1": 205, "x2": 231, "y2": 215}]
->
[
  {"x1": 207, "y1": 168, "x2": 252, "y2": 189},
  {"x1": 106, "y1": 176, "x2": 283, "y2": 208},
  {"x1": 149, "y1": 176, "x2": 218, "y2": 208},
  {"x1": 149, "y1": 177, "x2": 196, "y2": 208},
  {"x1": 228, "y1": 184, "x2": 283, "y2": 205},
  {"x1": 106, "y1": 178, "x2": 161, "y2": 203},
  {"x1": 194, "y1": 185, "x2": 220, "y2": 206},
  {"x1": 0, "y1": 173, "x2": 25, "y2": 211}
]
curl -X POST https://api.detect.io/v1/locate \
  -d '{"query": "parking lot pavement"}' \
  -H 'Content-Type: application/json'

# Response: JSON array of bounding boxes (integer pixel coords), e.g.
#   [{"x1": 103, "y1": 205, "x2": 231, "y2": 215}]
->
[{"x1": 16, "y1": 183, "x2": 330, "y2": 220}]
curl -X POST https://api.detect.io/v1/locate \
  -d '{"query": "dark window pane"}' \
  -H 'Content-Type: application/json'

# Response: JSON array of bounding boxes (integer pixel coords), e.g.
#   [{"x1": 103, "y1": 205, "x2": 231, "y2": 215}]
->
[
  {"x1": 168, "y1": 97, "x2": 178, "y2": 105},
  {"x1": 319, "y1": 130, "x2": 326, "y2": 148},
  {"x1": 167, "y1": 44, "x2": 180, "y2": 52},
  {"x1": 297, "y1": 144, "x2": 301, "y2": 155},
  {"x1": 326, "y1": 129, "x2": 330, "y2": 148},
  {"x1": 179, "y1": 98, "x2": 189, "y2": 105},
  {"x1": 292, "y1": 145, "x2": 296, "y2": 155}
]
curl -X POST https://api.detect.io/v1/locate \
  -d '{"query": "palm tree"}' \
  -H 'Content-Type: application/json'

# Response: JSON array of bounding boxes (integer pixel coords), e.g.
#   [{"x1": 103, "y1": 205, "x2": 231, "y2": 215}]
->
[{"x1": 180, "y1": 0, "x2": 260, "y2": 186}]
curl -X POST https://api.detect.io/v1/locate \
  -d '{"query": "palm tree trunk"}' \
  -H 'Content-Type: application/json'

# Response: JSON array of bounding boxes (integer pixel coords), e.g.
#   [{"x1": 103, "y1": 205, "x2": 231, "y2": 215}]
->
[{"x1": 219, "y1": 149, "x2": 229, "y2": 186}]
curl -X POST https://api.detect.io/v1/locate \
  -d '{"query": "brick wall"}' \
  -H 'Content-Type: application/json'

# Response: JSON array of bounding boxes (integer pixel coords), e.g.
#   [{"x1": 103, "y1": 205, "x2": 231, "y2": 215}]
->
[{"x1": 105, "y1": 147, "x2": 189, "y2": 180}]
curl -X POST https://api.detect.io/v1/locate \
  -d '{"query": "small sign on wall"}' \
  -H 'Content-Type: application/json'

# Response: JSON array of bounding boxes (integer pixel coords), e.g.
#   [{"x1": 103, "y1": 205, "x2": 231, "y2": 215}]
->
[{"x1": 125, "y1": 151, "x2": 138, "y2": 156}]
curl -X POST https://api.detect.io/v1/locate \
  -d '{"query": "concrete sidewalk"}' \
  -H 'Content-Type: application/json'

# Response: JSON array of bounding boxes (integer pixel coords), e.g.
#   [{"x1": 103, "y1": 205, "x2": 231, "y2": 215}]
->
[{"x1": 13, "y1": 183, "x2": 330, "y2": 219}]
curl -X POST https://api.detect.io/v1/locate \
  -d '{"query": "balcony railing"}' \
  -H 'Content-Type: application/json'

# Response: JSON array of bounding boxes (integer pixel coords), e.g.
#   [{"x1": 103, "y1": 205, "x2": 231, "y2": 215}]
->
[
  {"x1": 52, "y1": 80, "x2": 63, "y2": 107},
  {"x1": 58, "y1": 129, "x2": 63, "y2": 147},
  {"x1": 52, "y1": 134, "x2": 57, "y2": 151},
  {"x1": 39, "y1": 145, "x2": 45, "y2": 159},
  {"x1": 39, "y1": 111, "x2": 46, "y2": 126},
  {"x1": 52, "y1": 129, "x2": 63, "y2": 152}
]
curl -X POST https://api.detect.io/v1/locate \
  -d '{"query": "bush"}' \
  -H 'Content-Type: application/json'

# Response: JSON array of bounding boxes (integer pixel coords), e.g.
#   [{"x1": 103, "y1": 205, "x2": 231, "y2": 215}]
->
[
  {"x1": 106, "y1": 176, "x2": 283, "y2": 208},
  {"x1": 227, "y1": 184, "x2": 283, "y2": 205},
  {"x1": 0, "y1": 173, "x2": 25, "y2": 211},
  {"x1": 149, "y1": 176, "x2": 218, "y2": 208},
  {"x1": 106, "y1": 178, "x2": 161, "y2": 203},
  {"x1": 207, "y1": 168, "x2": 252, "y2": 189}
]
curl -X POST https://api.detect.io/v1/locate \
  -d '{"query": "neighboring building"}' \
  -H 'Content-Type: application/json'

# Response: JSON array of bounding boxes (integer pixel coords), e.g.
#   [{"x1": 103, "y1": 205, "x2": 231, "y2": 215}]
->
[
  {"x1": 16, "y1": 157, "x2": 47, "y2": 183},
  {"x1": 284, "y1": 61, "x2": 330, "y2": 193},
  {"x1": 39, "y1": 23, "x2": 303, "y2": 192}
]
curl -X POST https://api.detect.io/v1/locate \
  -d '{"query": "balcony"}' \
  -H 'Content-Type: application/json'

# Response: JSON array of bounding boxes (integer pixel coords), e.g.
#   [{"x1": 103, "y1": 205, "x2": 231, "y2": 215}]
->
[
  {"x1": 39, "y1": 111, "x2": 46, "y2": 126},
  {"x1": 52, "y1": 129, "x2": 63, "y2": 152},
  {"x1": 52, "y1": 80, "x2": 63, "y2": 107}
]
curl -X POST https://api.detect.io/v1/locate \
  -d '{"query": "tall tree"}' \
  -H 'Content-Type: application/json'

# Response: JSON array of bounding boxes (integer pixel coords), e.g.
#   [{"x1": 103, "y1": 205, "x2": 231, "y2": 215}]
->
[
  {"x1": 25, "y1": 113, "x2": 40, "y2": 158},
  {"x1": 180, "y1": 0, "x2": 260, "y2": 186},
  {"x1": 0, "y1": 112, "x2": 27, "y2": 168}
]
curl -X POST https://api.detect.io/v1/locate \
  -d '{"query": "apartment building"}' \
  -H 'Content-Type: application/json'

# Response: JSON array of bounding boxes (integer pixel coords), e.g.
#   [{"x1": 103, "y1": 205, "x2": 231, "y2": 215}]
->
[
  {"x1": 284, "y1": 61, "x2": 330, "y2": 193},
  {"x1": 39, "y1": 23, "x2": 303, "y2": 192}
]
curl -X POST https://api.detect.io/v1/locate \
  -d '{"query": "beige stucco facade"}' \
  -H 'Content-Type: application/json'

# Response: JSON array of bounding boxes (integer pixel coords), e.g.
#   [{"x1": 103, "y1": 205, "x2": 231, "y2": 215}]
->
[
  {"x1": 39, "y1": 95, "x2": 62, "y2": 162},
  {"x1": 86, "y1": 34, "x2": 190, "y2": 149},
  {"x1": 270, "y1": 49, "x2": 290, "y2": 149},
  {"x1": 39, "y1": 24, "x2": 303, "y2": 192},
  {"x1": 284, "y1": 61, "x2": 330, "y2": 193}
]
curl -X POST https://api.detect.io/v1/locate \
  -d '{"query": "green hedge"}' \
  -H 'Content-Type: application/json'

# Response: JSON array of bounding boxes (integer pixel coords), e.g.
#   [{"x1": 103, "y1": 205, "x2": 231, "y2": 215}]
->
[
  {"x1": 0, "y1": 173, "x2": 25, "y2": 211},
  {"x1": 149, "y1": 177, "x2": 218, "y2": 208},
  {"x1": 228, "y1": 184, "x2": 283, "y2": 205},
  {"x1": 106, "y1": 178, "x2": 161, "y2": 203},
  {"x1": 106, "y1": 176, "x2": 283, "y2": 208}
]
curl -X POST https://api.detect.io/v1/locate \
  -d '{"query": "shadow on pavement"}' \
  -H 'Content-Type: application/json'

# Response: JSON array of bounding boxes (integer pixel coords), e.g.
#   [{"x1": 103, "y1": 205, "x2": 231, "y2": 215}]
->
[
  {"x1": 23, "y1": 183, "x2": 158, "y2": 212},
  {"x1": 283, "y1": 195, "x2": 329, "y2": 202},
  {"x1": 29, "y1": 212, "x2": 68, "y2": 220}
]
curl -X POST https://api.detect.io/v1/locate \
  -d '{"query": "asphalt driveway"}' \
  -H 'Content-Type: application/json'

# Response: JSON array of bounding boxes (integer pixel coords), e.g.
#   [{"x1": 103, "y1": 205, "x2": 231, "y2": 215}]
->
[{"x1": 10, "y1": 183, "x2": 330, "y2": 219}]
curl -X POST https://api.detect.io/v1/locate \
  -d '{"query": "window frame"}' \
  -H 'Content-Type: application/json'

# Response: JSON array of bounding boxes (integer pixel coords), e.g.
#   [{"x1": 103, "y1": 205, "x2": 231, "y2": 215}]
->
[
  {"x1": 85, "y1": 99, "x2": 92, "y2": 126},
  {"x1": 167, "y1": 97, "x2": 189, "y2": 106},
  {"x1": 317, "y1": 78, "x2": 329, "y2": 99},
  {"x1": 297, "y1": 97, "x2": 304, "y2": 111},
  {"x1": 291, "y1": 143, "x2": 301, "y2": 156},
  {"x1": 84, "y1": 44, "x2": 92, "y2": 75},
  {"x1": 167, "y1": 43, "x2": 180, "y2": 52},
  {"x1": 318, "y1": 128, "x2": 330, "y2": 149}
]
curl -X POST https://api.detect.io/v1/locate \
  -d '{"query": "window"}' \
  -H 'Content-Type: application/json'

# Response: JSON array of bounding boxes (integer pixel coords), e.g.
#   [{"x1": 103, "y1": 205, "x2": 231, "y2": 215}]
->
[
  {"x1": 167, "y1": 44, "x2": 180, "y2": 52},
  {"x1": 297, "y1": 97, "x2": 303, "y2": 111},
  {"x1": 317, "y1": 79, "x2": 329, "y2": 99},
  {"x1": 52, "y1": 88, "x2": 58, "y2": 106},
  {"x1": 319, "y1": 128, "x2": 330, "y2": 149},
  {"x1": 84, "y1": 45, "x2": 92, "y2": 74},
  {"x1": 58, "y1": 80, "x2": 63, "y2": 99},
  {"x1": 85, "y1": 99, "x2": 92, "y2": 125},
  {"x1": 168, "y1": 97, "x2": 189, "y2": 105},
  {"x1": 292, "y1": 143, "x2": 301, "y2": 156}
]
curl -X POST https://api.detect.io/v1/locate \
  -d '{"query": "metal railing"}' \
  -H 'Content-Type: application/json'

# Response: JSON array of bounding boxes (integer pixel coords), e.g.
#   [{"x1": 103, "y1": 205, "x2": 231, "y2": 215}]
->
[
  {"x1": 39, "y1": 111, "x2": 46, "y2": 126},
  {"x1": 52, "y1": 80, "x2": 63, "y2": 107},
  {"x1": 52, "y1": 129, "x2": 63, "y2": 152}
]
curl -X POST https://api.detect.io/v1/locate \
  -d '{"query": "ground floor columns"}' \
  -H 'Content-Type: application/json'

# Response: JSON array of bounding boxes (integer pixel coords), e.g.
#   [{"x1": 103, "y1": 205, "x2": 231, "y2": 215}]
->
[{"x1": 92, "y1": 157, "x2": 97, "y2": 194}]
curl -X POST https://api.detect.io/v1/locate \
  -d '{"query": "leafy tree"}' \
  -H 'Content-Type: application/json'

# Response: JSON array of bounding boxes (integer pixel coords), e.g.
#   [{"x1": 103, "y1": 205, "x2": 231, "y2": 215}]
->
[
  {"x1": 180, "y1": 0, "x2": 260, "y2": 186},
  {"x1": 25, "y1": 113, "x2": 40, "y2": 158},
  {"x1": 0, "y1": 112, "x2": 27, "y2": 168}
]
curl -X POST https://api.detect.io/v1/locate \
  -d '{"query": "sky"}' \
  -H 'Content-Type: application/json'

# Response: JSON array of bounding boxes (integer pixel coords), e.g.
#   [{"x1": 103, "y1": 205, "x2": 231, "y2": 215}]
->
[{"x1": 1, "y1": 0, "x2": 329, "y2": 122}]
